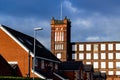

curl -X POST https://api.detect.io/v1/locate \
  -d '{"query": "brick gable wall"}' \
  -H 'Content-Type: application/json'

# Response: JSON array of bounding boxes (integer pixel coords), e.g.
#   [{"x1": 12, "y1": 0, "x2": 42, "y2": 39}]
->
[{"x1": 0, "y1": 29, "x2": 33, "y2": 77}]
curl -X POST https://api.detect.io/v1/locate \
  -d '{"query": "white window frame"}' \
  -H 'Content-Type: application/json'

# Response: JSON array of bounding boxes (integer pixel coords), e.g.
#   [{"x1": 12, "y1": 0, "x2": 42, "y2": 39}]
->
[
  {"x1": 108, "y1": 53, "x2": 113, "y2": 59},
  {"x1": 101, "y1": 62, "x2": 106, "y2": 68},
  {"x1": 101, "y1": 53, "x2": 106, "y2": 59},
  {"x1": 116, "y1": 71, "x2": 120, "y2": 75},
  {"x1": 108, "y1": 71, "x2": 114, "y2": 75},
  {"x1": 79, "y1": 44, "x2": 84, "y2": 51},
  {"x1": 79, "y1": 53, "x2": 84, "y2": 60},
  {"x1": 116, "y1": 53, "x2": 120, "y2": 59},
  {"x1": 93, "y1": 62, "x2": 98, "y2": 68},
  {"x1": 94, "y1": 44, "x2": 98, "y2": 51},
  {"x1": 116, "y1": 44, "x2": 120, "y2": 50},
  {"x1": 116, "y1": 62, "x2": 120, "y2": 69},
  {"x1": 72, "y1": 44, "x2": 77, "y2": 51},
  {"x1": 72, "y1": 53, "x2": 77, "y2": 59},
  {"x1": 108, "y1": 62, "x2": 113, "y2": 68},
  {"x1": 86, "y1": 62, "x2": 91, "y2": 64},
  {"x1": 86, "y1": 44, "x2": 91, "y2": 51},
  {"x1": 101, "y1": 44, "x2": 106, "y2": 50},
  {"x1": 86, "y1": 53, "x2": 91, "y2": 59},
  {"x1": 108, "y1": 44, "x2": 113, "y2": 50},
  {"x1": 94, "y1": 53, "x2": 98, "y2": 59}
]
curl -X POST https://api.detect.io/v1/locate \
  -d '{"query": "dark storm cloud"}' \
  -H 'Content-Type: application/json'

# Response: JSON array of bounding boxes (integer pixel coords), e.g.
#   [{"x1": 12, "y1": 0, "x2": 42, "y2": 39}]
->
[
  {"x1": 0, "y1": 0, "x2": 120, "y2": 49},
  {"x1": 0, "y1": 0, "x2": 60, "y2": 18},
  {"x1": 70, "y1": 0, "x2": 120, "y2": 15}
]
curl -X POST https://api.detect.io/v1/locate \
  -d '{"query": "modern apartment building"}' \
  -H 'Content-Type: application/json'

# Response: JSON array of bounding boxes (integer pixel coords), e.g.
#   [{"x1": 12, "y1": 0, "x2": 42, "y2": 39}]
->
[{"x1": 51, "y1": 17, "x2": 120, "y2": 79}]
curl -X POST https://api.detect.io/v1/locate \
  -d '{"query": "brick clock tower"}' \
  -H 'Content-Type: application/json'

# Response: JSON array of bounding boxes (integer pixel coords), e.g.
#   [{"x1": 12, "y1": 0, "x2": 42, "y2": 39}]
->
[{"x1": 51, "y1": 17, "x2": 71, "y2": 61}]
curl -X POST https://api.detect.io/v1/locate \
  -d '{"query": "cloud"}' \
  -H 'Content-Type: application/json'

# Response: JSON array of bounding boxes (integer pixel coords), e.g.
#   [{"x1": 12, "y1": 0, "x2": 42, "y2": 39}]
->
[
  {"x1": 71, "y1": 13, "x2": 120, "y2": 42},
  {"x1": 1, "y1": 0, "x2": 120, "y2": 49},
  {"x1": 73, "y1": 18, "x2": 93, "y2": 29},
  {"x1": 63, "y1": 0, "x2": 83, "y2": 14},
  {"x1": 63, "y1": 0, "x2": 77, "y2": 13},
  {"x1": 86, "y1": 36, "x2": 100, "y2": 41},
  {"x1": 0, "y1": 14, "x2": 51, "y2": 49}
]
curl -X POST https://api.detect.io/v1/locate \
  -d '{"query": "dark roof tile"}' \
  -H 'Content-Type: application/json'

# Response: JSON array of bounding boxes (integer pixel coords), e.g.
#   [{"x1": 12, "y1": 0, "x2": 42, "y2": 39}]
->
[
  {"x1": 1, "y1": 25, "x2": 60, "y2": 62},
  {"x1": 58, "y1": 61, "x2": 83, "y2": 70},
  {"x1": 84, "y1": 64, "x2": 94, "y2": 72}
]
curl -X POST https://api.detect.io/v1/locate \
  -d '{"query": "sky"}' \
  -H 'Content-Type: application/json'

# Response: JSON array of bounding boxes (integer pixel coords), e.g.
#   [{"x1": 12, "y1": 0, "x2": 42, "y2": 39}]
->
[{"x1": 0, "y1": 0, "x2": 120, "y2": 49}]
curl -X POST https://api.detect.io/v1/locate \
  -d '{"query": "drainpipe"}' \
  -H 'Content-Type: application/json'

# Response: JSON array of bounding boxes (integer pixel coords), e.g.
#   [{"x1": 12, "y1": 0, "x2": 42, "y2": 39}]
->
[{"x1": 28, "y1": 50, "x2": 30, "y2": 77}]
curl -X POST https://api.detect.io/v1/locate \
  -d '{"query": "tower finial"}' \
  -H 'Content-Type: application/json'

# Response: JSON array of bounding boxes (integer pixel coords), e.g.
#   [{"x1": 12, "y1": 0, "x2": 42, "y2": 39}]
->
[{"x1": 60, "y1": 0, "x2": 63, "y2": 20}]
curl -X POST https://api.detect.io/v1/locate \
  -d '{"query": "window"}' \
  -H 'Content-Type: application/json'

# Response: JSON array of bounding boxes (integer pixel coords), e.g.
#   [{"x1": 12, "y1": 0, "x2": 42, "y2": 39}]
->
[
  {"x1": 72, "y1": 54, "x2": 77, "y2": 59},
  {"x1": 55, "y1": 44, "x2": 64, "y2": 50},
  {"x1": 79, "y1": 44, "x2": 84, "y2": 51},
  {"x1": 116, "y1": 53, "x2": 120, "y2": 59},
  {"x1": 108, "y1": 53, "x2": 113, "y2": 59},
  {"x1": 101, "y1": 53, "x2": 106, "y2": 59},
  {"x1": 55, "y1": 63, "x2": 58, "y2": 69},
  {"x1": 94, "y1": 44, "x2": 98, "y2": 51},
  {"x1": 55, "y1": 32, "x2": 57, "y2": 41},
  {"x1": 101, "y1": 44, "x2": 106, "y2": 50},
  {"x1": 108, "y1": 71, "x2": 114, "y2": 75},
  {"x1": 35, "y1": 59, "x2": 38, "y2": 67},
  {"x1": 86, "y1": 53, "x2": 91, "y2": 59},
  {"x1": 61, "y1": 44, "x2": 63, "y2": 50},
  {"x1": 101, "y1": 62, "x2": 106, "y2": 68},
  {"x1": 101, "y1": 71, "x2": 106, "y2": 73},
  {"x1": 55, "y1": 31, "x2": 64, "y2": 41},
  {"x1": 41, "y1": 60, "x2": 44, "y2": 69},
  {"x1": 93, "y1": 62, "x2": 98, "y2": 68},
  {"x1": 49, "y1": 62, "x2": 53, "y2": 67},
  {"x1": 116, "y1": 44, "x2": 120, "y2": 50},
  {"x1": 55, "y1": 44, "x2": 57, "y2": 50},
  {"x1": 86, "y1": 44, "x2": 91, "y2": 51},
  {"x1": 94, "y1": 53, "x2": 98, "y2": 59},
  {"x1": 116, "y1": 71, "x2": 120, "y2": 75},
  {"x1": 86, "y1": 62, "x2": 91, "y2": 64},
  {"x1": 72, "y1": 44, "x2": 77, "y2": 51},
  {"x1": 116, "y1": 62, "x2": 120, "y2": 69},
  {"x1": 79, "y1": 53, "x2": 84, "y2": 60},
  {"x1": 108, "y1": 44, "x2": 113, "y2": 50},
  {"x1": 55, "y1": 32, "x2": 60, "y2": 41},
  {"x1": 108, "y1": 62, "x2": 113, "y2": 68},
  {"x1": 61, "y1": 32, "x2": 64, "y2": 41},
  {"x1": 57, "y1": 53, "x2": 61, "y2": 59}
]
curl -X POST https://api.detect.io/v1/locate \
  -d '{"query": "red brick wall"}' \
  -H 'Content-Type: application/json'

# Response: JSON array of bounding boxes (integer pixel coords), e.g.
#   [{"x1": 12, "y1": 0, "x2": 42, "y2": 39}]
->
[
  {"x1": 0, "y1": 29, "x2": 33, "y2": 77},
  {"x1": 63, "y1": 71, "x2": 74, "y2": 80}
]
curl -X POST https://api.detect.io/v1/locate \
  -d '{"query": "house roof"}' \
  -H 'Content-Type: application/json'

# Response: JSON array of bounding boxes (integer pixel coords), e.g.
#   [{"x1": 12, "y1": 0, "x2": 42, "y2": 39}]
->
[
  {"x1": 84, "y1": 64, "x2": 94, "y2": 72},
  {"x1": 54, "y1": 71, "x2": 69, "y2": 80},
  {"x1": 58, "y1": 61, "x2": 83, "y2": 70},
  {"x1": 0, "y1": 25, "x2": 60, "y2": 63},
  {"x1": 93, "y1": 71, "x2": 107, "y2": 79}
]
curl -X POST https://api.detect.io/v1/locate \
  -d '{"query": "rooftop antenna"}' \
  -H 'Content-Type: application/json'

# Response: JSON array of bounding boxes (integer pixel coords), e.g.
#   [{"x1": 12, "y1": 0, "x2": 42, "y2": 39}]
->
[{"x1": 60, "y1": 1, "x2": 63, "y2": 20}]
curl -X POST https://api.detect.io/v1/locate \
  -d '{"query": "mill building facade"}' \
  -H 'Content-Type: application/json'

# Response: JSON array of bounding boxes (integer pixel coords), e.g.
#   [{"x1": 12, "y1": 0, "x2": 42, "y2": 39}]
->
[{"x1": 51, "y1": 17, "x2": 120, "y2": 80}]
